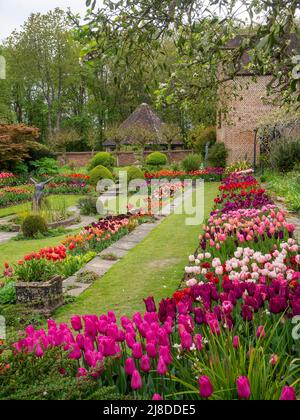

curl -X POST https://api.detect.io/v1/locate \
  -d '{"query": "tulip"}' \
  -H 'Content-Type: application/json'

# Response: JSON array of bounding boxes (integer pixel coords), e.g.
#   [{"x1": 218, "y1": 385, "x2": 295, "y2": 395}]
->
[
  {"x1": 71, "y1": 316, "x2": 82, "y2": 332},
  {"x1": 233, "y1": 336, "x2": 240, "y2": 349},
  {"x1": 194, "y1": 334, "x2": 203, "y2": 351},
  {"x1": 152, "y1": 394, "x2": 163, "y2": 400},
  {"x1": 143, "y1": 296, "x2": 157, "y2": 313},
  {"x1": 270, "y1": 354, "x2": 279, "y2": 366},
  {"x1": 35, "y1": 343, "x2": 44, "y2": 358},
  {"x1": 77, "y1": 367, "x2": 87, "y2": 378},
  {"x1": 198, "y1": 376, "x2": 213, "y2": 399},
  {"x1": 256, "y1": 325, "x2": 266, "y2": 339},
  {"x1": 68, "y1": 344, "x2": 81, "y2": 360},
  {"x1": 131, "y1": 370, "x2": 142, "y2": 390},
  {"x1": 140, "y1": 355, "x2": 151, "y2": 373},
  {"x1": 157, "y1": 356, "x2": 168, "y2": 375},
  {"x1": 132, "y1": 342, "x2": 143, "y2": 359},
  {"x1": 125, "y1": 357, "x2": 135, "y2": 375},
  {"x1": 280, "y1": 386, "x2": 297, "y2": 400},
  {"x1": 181, "y1": 331, "x2": 192, "y2": 350},
  {"x1": 236, "y1": 376, "x2": 251, "y2": 399},
  {"x1": 146, "y1": 342, "x2": 157, "y2": 359},
  {"x1": 159, "y1": 345, "x2": 172, "y2": 364}
]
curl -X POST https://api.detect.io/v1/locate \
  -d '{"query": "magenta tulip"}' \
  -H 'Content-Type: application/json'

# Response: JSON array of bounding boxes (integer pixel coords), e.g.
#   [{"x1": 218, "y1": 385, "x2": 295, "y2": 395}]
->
[
  {"x1": 140, "y1": 355, "x2": 151, "y2": 372},
  {"x1": 280, "y1": 386, "x2": 297, "y2": 400},
  {"x1": 146, "y1": 342, "x2": 157, "y2": 359},
  {"x1": 198, "y1": 376, "x2": 213, "y2": 399},
  {"x1": 71, "y1": 316, "x2": 82, "y2": 331},
  {"x1": 132, "y1": 342, "x2": 143, "y2": 359},
  {"x1": 125, "y1": 357, "x2": 135, "y2": 375},
  {"x1": 152, "y1": 394, "x2": 163, "y2": 400},
  {"x1": 157, "y1": 356, "x2": 168, "y2": 376},
  {"x1": 256, "y1": 325, "x2": 266, "y2": 339},
  {"x1": 131, "y1": 370, "x2": 142, "y2": 390},
  {"x1": 236, "y1": 376, "x2": 251, "y2": 399},
  {"x1": 233, "y1": 336, "x2": 240, "y2": 349}
]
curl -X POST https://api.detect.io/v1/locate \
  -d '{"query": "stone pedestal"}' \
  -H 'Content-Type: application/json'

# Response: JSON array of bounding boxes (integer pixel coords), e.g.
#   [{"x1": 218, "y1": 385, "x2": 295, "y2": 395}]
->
[{"x1": 16, "y1": 276, "x2": 64, "y2": 315}]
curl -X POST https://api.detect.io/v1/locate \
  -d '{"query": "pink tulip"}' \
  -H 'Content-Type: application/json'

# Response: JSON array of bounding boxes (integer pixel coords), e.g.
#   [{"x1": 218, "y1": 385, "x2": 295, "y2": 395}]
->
[
  {"x1": 35, "y1": 343, "x2": 44, "y2": 358},
  {"x1": 68, "y1": 344, "x2": 81, "y2": 360},
  {"x1": 181, "y1": 331, "x2": 192, "y2": 350},
  {"x1": 256, "y1": 326, "x2": 266, "y2": 339},
  {"x1": 233, "y1": 336, "x2": 240, "y2": 349},
  {"x1": 194, "y1": 334, "x2": 203, "y2": 351},
  {"x1": 152, "y1": 394, "x2": 163, "y2": 400}
]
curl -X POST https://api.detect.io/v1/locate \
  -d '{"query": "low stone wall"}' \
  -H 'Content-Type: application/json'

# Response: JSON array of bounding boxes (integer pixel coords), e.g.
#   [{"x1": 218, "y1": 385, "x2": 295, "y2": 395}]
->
[{"x1": 58, "y1": 150, "x2": 192, "y2": 168}]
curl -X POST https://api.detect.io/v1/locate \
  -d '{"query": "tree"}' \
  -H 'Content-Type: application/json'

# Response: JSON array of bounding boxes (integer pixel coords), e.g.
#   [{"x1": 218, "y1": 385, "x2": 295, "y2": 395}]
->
[
  {"x1": 105, "y1": 124, "x2": 124, "y2": 151},
  {"x1": 81, "y1": 0, "x2": 300, "y2": 107},
  {"x1": 5, "y1": 9, "x2": 81, "y2": 138},
  {"x1": 160, "y1": 123, "x2": 183, "y2": 151}
]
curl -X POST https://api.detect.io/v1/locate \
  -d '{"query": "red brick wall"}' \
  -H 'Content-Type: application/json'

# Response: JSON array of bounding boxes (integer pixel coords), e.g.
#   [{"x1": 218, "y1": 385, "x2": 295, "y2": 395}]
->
[
  {"x1": 217, "y1": 76, "x2": 276, "y2": 164},
  {"x1": 58, "y1": 150, "x2": 192, "y2": 168}
]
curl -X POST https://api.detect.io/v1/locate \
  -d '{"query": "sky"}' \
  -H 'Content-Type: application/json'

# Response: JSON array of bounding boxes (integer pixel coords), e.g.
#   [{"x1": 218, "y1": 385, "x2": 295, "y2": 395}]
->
[{"x1": 0, "y1": 0, "x2": 90, "y2": 41}]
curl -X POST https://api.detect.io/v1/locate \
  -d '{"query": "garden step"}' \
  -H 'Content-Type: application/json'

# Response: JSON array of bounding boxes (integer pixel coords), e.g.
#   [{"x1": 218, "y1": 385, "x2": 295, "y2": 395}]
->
[{"x1": 78, "y1": 257, "x2": 118, "y2": 277}]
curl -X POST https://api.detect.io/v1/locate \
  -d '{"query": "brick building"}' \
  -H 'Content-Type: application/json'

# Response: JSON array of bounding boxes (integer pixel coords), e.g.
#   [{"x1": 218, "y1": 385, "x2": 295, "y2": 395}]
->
[
  {"x1": 216, "y1": 37, "x2": 280, "y2": 164},
  {"x1": 217, "y1": 75, "x2": 275, "y2": 164}
]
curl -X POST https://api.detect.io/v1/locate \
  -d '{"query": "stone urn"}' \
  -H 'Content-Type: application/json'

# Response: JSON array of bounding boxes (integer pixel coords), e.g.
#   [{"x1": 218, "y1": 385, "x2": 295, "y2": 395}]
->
[{"x1": 15, "y1": 275, "x2": 64, "y2": 316}]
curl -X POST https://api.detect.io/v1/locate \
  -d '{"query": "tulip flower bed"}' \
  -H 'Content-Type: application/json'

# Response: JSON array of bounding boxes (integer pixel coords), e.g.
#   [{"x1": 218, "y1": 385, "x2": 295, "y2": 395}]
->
[
  {"x1": 43, "y1": 174, "x2": 91, "y2": 195},
  {"x1": 145, "y1": 167, "x2": 224, "y2": 181},
  {"x1": 1, "y1": 172, "x2": 299, "y2": 400},
  {"x1": 0, "y1": 186, "x2": 34, "y2": 208}
]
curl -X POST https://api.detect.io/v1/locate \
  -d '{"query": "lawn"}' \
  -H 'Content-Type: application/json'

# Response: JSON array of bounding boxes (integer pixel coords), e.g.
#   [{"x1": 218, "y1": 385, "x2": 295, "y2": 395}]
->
[
  {"x1": 55, "y1": 182, "x2": 219, "y2": 321},
  {"x1": 0, "y1": 194, "x2": 84, "y2": 218}
]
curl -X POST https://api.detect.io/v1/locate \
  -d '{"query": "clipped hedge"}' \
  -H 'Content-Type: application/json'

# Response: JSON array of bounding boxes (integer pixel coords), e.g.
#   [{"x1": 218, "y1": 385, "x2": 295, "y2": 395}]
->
[
  {"x1": 145, "y1": 152, "x2": 167, "y2": 166},
  {"x1": 127, "y1": 166, "x2": 145, "y2": 184},
  {"x1": 88, "y1": 152, "x2": 115, "y2": 171},
  {"x1": 89, "y1": 165, "x2": 113, "y2": 186}
]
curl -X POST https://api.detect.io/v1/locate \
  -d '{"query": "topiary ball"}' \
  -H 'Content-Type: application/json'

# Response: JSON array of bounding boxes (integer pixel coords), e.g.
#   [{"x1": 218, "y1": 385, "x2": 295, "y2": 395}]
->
[
  {"x1": 88, "y1": 152, "x2": 115, "y2": 171},
  {"x1": 22, "y1": 215, "x2": 48, "y2": 238},
  {"x1": 145, "y1": 152, "x2": 168, "y2": 166},
  {"x1": 127, "y1": 166, "x2": 145, "y2": 184},
  {"x1": 89, "y1": 165, "x2": 113, "y2": 187}
]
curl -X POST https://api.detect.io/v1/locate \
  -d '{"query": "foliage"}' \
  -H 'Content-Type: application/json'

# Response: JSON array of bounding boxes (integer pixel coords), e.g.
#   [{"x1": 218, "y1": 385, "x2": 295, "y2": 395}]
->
[
  {"x1": 29, "y1": 158, "x2": 59, "y2": 176},
  {"x1": 187, "y1": 125, "x2": 216, "y2": 157},
  {"x1": 22, "y1": 215, "x2": 48, "y2": 238},
  {"x1": 78, "y1": 196, "x2": 98, "y2": 215},
  {"x1": 145, "y1": 152, "x2": 167, "y2": 167},
  {"x1": 88, "y1": 152, "x2": 115, "y2": 171},
  {"x1": 181, "y1": 154, "x2": 202, "y2": 172},
  {"x1": 126, "y1": 166, "x2": 145, "y2": 184},
  {"x1": 270, "y1": 139, "x2": 300, "y2": 172},
  {"x1": 89, "y1": 165, "x2": 113, "y2": 186},
  {"x1": 208, "y1": 142, "x2": 228, "y2": 168},
  {"x1": 59, "y1": 252, "x2": 97, "y2": 278},
  {"x1": 105, "y1": 125, "x2": 124, "y2": 151},
  {"x1": 0, "y1": 281, "x2": 16, "y2": 304},
  {"x1": 266, "y1": 171, "x2": 300, "y2": 212},
  {"x1": 159, "y1": 124, "x2": 183, "y2": 150},
  {"x1": 225, "y1": 160, "x2": 252, "y2": 175}
]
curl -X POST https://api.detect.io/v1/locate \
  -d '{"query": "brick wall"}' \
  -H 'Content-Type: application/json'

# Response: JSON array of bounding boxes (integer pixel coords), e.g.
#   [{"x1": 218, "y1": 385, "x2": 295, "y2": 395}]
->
[
  {"x1": 217, "y1": 76, "x2": 276, "y2": 164},
  {"x1": 58, "y1": 150, "x2": 192, "y2": 168}
]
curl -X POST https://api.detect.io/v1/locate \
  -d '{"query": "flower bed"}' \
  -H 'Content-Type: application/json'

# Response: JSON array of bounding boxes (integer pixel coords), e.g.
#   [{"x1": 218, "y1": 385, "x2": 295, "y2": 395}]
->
[
  {"x1": 145, "y1": 167, "x2": 224, "y2": 181},
  {"x1": 0, "y1": 186, "x2": 33, "y2": 208},
  {"x1": 1, "y1": 172, "x2": 299, "y2": 400}
]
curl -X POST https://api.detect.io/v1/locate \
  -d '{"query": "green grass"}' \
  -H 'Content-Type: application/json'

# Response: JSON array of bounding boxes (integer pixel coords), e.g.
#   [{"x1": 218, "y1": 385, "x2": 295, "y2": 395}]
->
[
  {"x1": 0, "y1": 195, "x2": 84, "y2": 218},
  {"x1": 55, "y1": 182, "x2": 219, "y2": 322},
  {"x1": 264, "y1": 170, "x2": 300, "y2": 212}
]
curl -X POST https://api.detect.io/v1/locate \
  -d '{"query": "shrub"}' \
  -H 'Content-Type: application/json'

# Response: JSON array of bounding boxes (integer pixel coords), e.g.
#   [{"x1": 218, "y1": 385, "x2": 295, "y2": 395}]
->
[
  {"x1": 208, "y1": 142, "x2": 228, "y2": 168},
  {"x1": 188, "y1": 125, "x2": 216, "y2": 157},
  {"x1": 78, "y1": 196, "x2": 98, "y2": 215},
  {"x1": 29, "y1": 158, "x2": 59, "y2": 176},
  {"x1": 181, "y1": 154, "x2": 202, "y2": 172},
  {"x1": 89, "y1": 165, "x2": 113, "y2": 186},
  {"x1": 88, "y1": 152, "x2": 115, "y2": 170},
  {"x1": 22, "y1": 215, "x2": 48, "y2": 238},
  {"x1": 145, "y1": 152, "x2": 167, "y2": 167},
  {"x1": 270, "y1": 139, "x2": 300, "y2": 172},
  {"x1": 127, "y1": 166, "x2": 145, "y2": 184},
  {"x1": 0, "y1": 281, "x2": 16, "y2": 305}
]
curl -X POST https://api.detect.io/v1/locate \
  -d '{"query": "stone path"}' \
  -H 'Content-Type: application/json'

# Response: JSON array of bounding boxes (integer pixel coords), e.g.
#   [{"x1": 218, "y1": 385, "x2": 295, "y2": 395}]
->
[{"x1": 63, "y1": 219, "x2": 164, "y2": 297}]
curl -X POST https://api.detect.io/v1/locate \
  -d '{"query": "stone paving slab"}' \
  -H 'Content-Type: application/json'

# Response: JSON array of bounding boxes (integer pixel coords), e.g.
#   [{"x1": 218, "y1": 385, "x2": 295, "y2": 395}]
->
[
  {"x1": 100, "y1": 246, "x2": 128, "y2": 259},
  {"x1": 65, "y1": 283, "x2": 91, "y2": 297},
  {"x1": 78, "y1": 257, "x2": 118, "y2": 276},
  {"x1": 0, "y1": 232, "x2": 18, "y2": 244}
]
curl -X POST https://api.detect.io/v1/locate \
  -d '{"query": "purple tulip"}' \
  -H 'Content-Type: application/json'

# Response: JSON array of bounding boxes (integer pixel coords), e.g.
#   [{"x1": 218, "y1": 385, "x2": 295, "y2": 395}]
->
[{"x1": 143, "y1": 296, "x2": 157, "y2": 313}]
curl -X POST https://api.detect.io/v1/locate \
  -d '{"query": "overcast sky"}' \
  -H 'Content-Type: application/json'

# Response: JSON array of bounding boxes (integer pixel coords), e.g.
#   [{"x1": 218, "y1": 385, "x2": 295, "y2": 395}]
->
[{"x1": 0, "y1": 0, "x2": 90, "y2": 40}]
